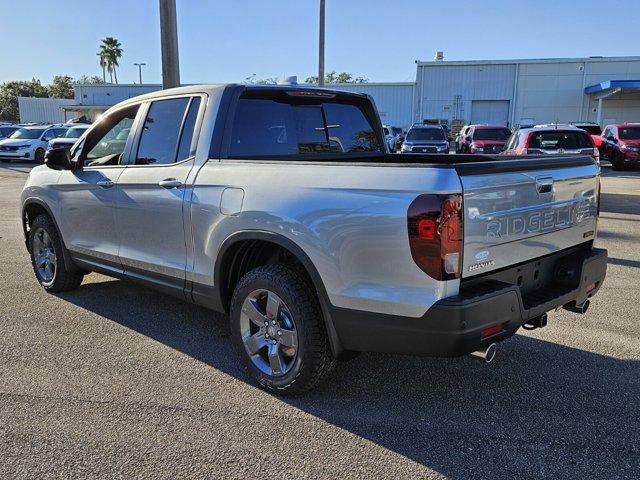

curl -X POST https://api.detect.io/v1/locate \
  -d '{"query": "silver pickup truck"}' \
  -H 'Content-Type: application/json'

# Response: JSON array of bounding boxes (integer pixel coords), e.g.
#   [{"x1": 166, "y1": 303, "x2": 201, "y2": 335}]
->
[{"x1": 21, "y1": 84, "x2": 607, "y2": 393}]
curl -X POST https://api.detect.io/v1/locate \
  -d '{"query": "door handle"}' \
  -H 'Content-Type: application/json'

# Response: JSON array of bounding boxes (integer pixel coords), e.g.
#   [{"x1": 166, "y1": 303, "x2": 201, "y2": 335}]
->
[
  {"x1": 96, "y1": 179, "x2": 114, "y2": 188},
  {"x1": 159, "y1": 178, "x2": 183, "y2": 189}
]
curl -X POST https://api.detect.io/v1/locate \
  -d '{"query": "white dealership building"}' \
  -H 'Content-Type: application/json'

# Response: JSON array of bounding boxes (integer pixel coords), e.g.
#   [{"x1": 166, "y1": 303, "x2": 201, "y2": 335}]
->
[{"x1": 18, "y1": 55, "x2": 640, "y2": 129}]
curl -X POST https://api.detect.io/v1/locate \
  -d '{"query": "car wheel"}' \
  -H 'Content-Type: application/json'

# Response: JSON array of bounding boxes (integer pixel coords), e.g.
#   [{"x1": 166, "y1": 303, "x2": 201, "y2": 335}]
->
[
  {"x1": 35, "y1": 148, "x2": 45, "y2": 164},
  {"x1": 29, "y1": 214, "x2": 84, "y2": 292},
  {"x1": 230, "y1": 264, "x2": 335, "y2": 394}
]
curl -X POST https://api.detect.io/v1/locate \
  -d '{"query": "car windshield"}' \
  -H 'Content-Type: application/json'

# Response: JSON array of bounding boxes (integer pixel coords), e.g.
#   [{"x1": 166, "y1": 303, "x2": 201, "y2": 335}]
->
[
  {"x1": 406, "y1": 128, "x2": 445, "y2": 141},
  {"x1": 618, "y1": 127, "x2": 640, "y2": 140},
  {"x1": 9, "y1": 128, "x2": 45, "y2": 140},
  {"x1": 392, "y1": 127, "x2": 402, "y2": 135},
  {"x1": 576, "y1": 125, "x2": 602, "y2": 135},
  {"x1": 473, "y1": 128, "x2": 511, "y2": 141},
  {"x1": 63, "y1": 127, "x2": 87, "y2": 138},
  {"x1": 529, "y1": 131, "x2": 592, "y2": 149}
]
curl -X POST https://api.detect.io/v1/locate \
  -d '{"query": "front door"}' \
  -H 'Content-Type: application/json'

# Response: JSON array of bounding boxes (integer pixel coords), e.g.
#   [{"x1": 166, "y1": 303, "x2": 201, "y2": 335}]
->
[
  {"x1": 116, "y1": 96, "x2": 203, "y2": 294},
  {"x1": 55, "y1": 104, "x2": 141, "y2": 271}
]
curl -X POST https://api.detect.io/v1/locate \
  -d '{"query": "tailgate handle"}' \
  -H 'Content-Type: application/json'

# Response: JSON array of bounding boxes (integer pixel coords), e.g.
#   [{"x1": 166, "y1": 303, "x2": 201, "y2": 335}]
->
[{"x1": 536, "y1": 177, "x2": 554, "y2": 195}]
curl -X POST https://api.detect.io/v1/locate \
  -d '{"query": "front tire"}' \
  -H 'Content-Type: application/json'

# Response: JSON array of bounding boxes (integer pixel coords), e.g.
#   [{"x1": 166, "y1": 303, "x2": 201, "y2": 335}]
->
[
  {"x1": 230, "y1": 264, "x2": 335, "y2": 394},
  {"x1": 35, "y1": 148, "x2": 45, "y2": 164},
  {"x1": 29, "y1": 214, "x2": 83, "y2": 292}
]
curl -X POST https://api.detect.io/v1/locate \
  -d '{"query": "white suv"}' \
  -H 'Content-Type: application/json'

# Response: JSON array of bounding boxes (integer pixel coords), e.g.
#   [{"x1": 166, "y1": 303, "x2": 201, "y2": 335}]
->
[{"x1": 0, "y1": 125, "x2": 67, "y2": 163}]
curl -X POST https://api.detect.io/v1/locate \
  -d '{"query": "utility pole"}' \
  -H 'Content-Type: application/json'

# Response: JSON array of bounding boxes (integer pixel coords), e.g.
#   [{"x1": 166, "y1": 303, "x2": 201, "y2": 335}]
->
[
  {"x1": 134, "y1": 63, "x2": 146, "y2": 84},
  {"x1": 159, "y1": 0, "x2": 180, "y2": 89},
  {"x1": 318, "y1": 0, "x2": 325, "y2": 87}
]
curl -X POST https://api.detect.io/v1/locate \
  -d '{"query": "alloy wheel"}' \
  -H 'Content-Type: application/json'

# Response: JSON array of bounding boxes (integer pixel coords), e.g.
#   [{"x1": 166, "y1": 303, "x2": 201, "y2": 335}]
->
[{"x1": 239, "y1": 289, "x2": 298, "y2": 377}]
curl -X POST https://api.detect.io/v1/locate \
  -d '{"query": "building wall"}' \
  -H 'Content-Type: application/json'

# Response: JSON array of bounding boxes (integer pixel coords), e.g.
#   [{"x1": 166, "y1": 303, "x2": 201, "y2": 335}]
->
[
  {"x1": 18, "y1": 97, "x2": 75, "y2": 123},
  {"x1": 416, "y1": 57, "x2": 640, "y2": 127},
  {"x1": 324, "y1": 83, "x2": 415, "y2": 128},
  {"x1": 73, "y1": 84, "x2": 161, "y2": 107}
]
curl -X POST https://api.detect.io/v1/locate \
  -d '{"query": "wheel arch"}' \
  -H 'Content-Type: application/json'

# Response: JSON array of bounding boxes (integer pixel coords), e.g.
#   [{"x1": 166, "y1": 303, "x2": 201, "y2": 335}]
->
[
  {"x1": 22, "y1": 198, "x2": 79, "y2": 273},
  {"x1": 213, "y1": 230, "x2": 344, "y2": 356}
]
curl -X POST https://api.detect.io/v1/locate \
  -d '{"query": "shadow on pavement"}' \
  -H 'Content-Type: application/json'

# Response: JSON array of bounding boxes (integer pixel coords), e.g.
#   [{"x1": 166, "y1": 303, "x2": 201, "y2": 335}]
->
[
  {"x1": 59, "y1": 278, "x2": 640, "y2": 479},
  {"x1": 600, "y1": 192, "x2": 639, "y2": 215}
]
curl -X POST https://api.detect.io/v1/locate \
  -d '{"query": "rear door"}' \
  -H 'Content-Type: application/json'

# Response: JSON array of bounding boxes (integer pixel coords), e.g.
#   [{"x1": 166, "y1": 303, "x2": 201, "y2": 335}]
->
[
  {"x1": 458, "y1": 157, "x2": 599, "y2": 277},
  {"x1": 115, "y1": 95, "x2": 203, "y2": 294}
]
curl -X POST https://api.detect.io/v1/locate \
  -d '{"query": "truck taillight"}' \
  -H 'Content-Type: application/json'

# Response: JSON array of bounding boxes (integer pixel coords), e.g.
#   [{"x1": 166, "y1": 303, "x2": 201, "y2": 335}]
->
[{"x1": 407, "y1": 194, "x2": 463, "y2": 280}]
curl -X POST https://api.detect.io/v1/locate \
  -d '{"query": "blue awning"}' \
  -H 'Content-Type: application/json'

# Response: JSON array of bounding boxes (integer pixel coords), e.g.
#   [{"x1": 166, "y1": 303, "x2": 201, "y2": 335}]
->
[{"x1": 584, "y1": 80, "x2": 640, "y2": 94}]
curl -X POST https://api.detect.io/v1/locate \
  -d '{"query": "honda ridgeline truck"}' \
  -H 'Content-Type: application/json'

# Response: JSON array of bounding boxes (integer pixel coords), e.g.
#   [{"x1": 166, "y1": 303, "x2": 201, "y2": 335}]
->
[{"x1": 21, "y1": 84, "x2": 607, "y2": 393}]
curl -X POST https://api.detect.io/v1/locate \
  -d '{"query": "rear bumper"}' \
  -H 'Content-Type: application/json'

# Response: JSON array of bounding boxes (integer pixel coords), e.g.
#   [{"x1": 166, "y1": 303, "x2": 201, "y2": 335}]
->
[{"x1": 331, "y1": 247, "x2": 607, "y2": 357}]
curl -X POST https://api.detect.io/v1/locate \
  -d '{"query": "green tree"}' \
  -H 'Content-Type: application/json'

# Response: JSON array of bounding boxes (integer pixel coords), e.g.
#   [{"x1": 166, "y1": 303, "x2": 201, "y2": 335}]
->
[
  {"x1": 305, "y1": 71, "x2": 369, "y2": 84},
  {"x1": 48, "y1": 75, "x2": 74, "y2": 99},
  {"x1": 98, "y1": 37, "x2": 123, "y2": 84},
  {"x1": 75, "y1": 75, "x2": 105, "y2": 85},
  {"x1": 243, "y1": 74, "x2": 279, "y2": 84},
  {"x1": 0, "y1": 79, "x2": 49, "y2": 121}
]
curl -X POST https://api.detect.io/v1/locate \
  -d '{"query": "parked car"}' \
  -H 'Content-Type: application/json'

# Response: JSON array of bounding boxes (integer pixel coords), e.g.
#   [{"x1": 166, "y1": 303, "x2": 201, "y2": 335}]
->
[
  {"x1": 383, "y1": 125, "x2": 395, "y2": 152},
  {"x1": 460, "y1": 125, "x2": 512, "y2": 154},
  {"x1": 599, "y1": 123, "x2": 640, "y2": 170},
  {"x1": 0, "y1": 125, "x2": 67, "y2": 163},
  {"x1": 0, "y1": 124, "x2": 19, "y2": 140},
  {"x1": 570, "y1": 122, "x2": 603, "y2": 148},
  {"x1": 22, "y1": 84, "x2": 606, "y2": 394},
  {"x1": 400, "y1": 124, "x2": 449, "y2": 153},
  {"x1": 46, "y1": 124, "x2": 90, "y2": 153},
  {"x1": 454, "y1": 125, "x2": 471, "y2": 153},
  {"x1": 502, "y1": 124, "x2": 599, "y2": 161}
]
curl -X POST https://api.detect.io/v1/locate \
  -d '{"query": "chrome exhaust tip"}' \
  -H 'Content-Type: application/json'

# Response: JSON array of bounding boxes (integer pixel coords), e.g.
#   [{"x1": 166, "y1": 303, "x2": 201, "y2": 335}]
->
[{"x1": 470, "y1": 343, "x2": 497, "y2": 363}]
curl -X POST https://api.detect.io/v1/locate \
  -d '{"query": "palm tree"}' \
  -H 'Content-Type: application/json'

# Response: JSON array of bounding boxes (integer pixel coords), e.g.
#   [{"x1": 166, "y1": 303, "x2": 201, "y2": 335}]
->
[
  {"x1": 97, "y1": 53, "x2": 107, "y2": 83},
  {"x1": 98, "y1": 37, "x2": 123, "y2": 84}
]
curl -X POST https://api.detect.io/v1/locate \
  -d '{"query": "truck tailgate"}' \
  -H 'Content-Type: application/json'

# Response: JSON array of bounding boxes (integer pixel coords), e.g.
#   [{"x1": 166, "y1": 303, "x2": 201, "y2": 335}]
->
[{"x1": 457, "y1": 156, "x2": 599, "y2": 277}]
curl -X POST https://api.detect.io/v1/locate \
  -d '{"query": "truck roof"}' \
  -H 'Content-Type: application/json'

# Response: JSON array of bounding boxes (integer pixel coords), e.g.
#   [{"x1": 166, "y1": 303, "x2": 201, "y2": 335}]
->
[{"x1": 114, "y1": 83, "x2": 369, "y2": 109}]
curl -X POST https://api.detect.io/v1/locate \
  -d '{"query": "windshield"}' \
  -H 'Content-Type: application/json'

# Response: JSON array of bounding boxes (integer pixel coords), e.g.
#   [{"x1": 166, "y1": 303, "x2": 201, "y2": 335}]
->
[
  {"x1": 618, "y1": 127, "x2": 640, "y2": 140},
  {"x1": 529, "y1": 131, "x2": 592, "y2": 149},
  {"x1": 9, "y1": 128, "x2": 45, "y2": 140},
  {"x1": 473, "y1": 128, "x2": 511, "y2": 141},
  {"x1": 406, "y1": 128, "x2": 445, "y2": 142},
  {"x1": 392, "y1": 127, "x2": 402, "y2": 135},
  {"x1": 63, "y1": 127, "x2": 87, "y2": 138}
]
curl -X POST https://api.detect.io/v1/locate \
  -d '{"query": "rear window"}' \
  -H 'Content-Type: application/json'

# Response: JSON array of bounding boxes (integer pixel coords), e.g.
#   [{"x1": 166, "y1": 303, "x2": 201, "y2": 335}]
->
[
  {"x1": 472, "y1": 128, "x2": 511, "y2": 141},
  {"x1": 406, "y1": 127, "x2": 445, "y2": 141},
  {"x1": 228, "y1": 95, "x2": 382, "y2": 158},
  {"x1": 576, "y1": 125, "x2": 602, "y2": 135},
  {"x1": 618, "y1": 127, "x2": 640, "y2": 140},
  {"x1": 528, "y1": 131, "x2": 592, "y2": 149}
]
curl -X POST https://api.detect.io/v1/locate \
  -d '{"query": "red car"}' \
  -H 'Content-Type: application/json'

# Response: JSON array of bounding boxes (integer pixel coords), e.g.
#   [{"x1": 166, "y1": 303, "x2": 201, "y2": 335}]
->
[
  {"x1": 599, "y1": 123, "x2": 640, "y2": 170},
  {"x1": 460, "y1": 125, "x2": 512, "y2": 154},
  {"x1": 502, "y1": 125, "x2": 598, "y2": 161},
  {"x1": 570, "y1": 122, "x2": 603, "y2": 148}
]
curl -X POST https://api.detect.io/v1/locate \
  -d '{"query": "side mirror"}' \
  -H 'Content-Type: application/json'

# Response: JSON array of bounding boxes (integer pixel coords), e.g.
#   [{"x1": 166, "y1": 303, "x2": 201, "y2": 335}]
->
[{"x1": 45, "y1": 147, "x2": 72, "y2": 170}]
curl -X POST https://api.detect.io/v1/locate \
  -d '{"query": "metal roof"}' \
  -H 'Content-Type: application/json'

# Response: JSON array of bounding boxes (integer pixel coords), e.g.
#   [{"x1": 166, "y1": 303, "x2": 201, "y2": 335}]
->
[
  {"x1": 416, "y1": 56, "x2": 640, "y2": 67},
  {"x1": 584, "y1": 80, "x2": 640, "y2": 94}
]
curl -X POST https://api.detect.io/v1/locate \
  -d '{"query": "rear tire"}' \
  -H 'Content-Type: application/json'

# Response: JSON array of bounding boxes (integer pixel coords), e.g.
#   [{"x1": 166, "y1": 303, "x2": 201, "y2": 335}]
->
[
  {"x1": 29, "y1": 214, "x2": 84, "y2": 292},
  {"x1": 229, "y1": 264, "x2": 335, "y2": 394}
]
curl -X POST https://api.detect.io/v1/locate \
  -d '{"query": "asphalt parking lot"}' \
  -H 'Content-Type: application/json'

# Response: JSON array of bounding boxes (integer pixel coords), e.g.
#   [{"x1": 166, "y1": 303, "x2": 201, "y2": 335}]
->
[{"x1": 0, "y1": 163, "x2": 638, "y2": 479}]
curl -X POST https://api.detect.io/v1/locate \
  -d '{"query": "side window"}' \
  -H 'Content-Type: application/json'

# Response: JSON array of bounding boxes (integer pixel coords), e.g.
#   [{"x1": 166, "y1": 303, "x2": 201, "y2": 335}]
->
[
  {"x1": 136, "y1": 97, "x2": 189, "y2": 165},
  {"x1": 176, "y1": 97, "x2": 201, "y2": 162},
  {"x1": 42, "y1": 129, "x2": 55, "y2": 141},
  {"x1": 54, "y1": 128, "x2": 66, "y2": 137},
  {"x1": 83, "y1": 104, "x2": 140, "y2": 164}
]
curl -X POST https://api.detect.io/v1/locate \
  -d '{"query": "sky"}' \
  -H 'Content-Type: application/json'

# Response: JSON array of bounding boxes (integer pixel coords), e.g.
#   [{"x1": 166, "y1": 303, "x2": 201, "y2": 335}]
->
[{"x1": 1, "y1": 0, "x2": 639, "y2": 85}]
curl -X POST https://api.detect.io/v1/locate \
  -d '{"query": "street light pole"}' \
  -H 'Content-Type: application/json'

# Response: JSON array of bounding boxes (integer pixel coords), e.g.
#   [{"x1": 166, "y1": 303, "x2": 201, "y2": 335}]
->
[
  {"x1": 159, "y1": 0, "x2": 181, "y2": 89},
  {"x1": 318, "y1": 0, "x2": 325, "y2": 87},
  {"x1": 134, "y1": 63, "x2": 147, "y2": 84}
]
